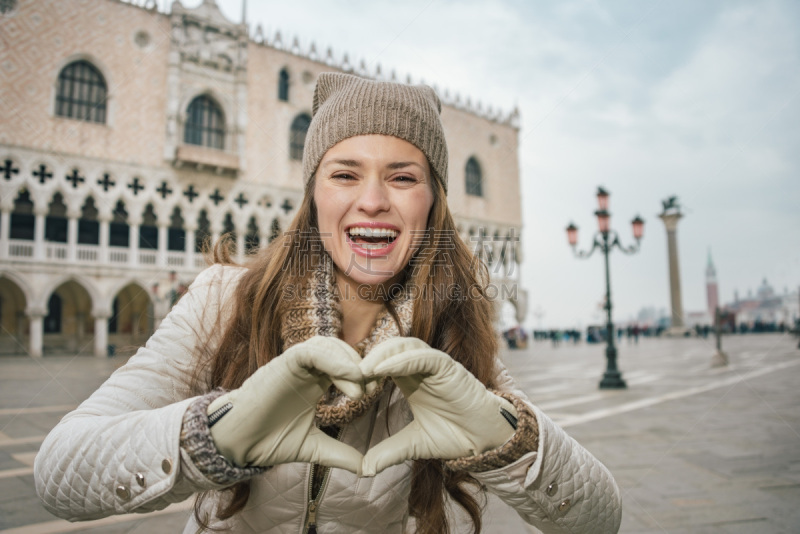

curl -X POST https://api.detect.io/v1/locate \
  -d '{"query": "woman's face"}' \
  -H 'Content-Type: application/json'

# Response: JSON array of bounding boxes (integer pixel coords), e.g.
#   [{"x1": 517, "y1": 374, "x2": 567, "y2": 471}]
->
[{"x1": 314, "y1": 134, "x2": 435, "y2": 288}]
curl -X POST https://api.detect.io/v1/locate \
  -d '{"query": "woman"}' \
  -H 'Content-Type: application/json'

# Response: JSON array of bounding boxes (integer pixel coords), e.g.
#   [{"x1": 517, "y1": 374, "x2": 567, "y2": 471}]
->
[{"x1": 35, "y1": 73, "x2": 621, "y2": 533}]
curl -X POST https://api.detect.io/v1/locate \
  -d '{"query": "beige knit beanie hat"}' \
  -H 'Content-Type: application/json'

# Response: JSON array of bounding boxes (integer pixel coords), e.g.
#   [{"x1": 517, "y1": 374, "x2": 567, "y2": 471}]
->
[{"x1": 303, "y1": 72, "x2": 448, "y2": 193}]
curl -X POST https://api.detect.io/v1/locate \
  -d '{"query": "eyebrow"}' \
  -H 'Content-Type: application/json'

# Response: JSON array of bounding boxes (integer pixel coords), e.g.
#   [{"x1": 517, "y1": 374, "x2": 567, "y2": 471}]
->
[{"x1": 322, "y1": 159, "x2": 423, "y2": 170}]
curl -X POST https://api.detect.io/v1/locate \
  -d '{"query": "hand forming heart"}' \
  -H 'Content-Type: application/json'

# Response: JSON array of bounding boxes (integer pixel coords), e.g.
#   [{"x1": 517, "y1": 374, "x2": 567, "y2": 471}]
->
[
  {"x1": 207, "y1": 336, "x2": 517, "y2": 477},
  {"x1": 358, "y1": 337, "x2": 518, "y2": 477}
]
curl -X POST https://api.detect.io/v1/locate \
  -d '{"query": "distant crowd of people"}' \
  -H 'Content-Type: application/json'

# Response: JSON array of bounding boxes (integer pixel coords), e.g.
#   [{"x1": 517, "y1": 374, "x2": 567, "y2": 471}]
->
[{"x1": 501, "y1": 319, "x2": 797, "y2": 350}]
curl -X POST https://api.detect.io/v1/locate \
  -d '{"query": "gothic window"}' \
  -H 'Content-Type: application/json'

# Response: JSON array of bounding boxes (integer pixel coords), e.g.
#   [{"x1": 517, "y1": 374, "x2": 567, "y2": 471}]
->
[
  {"x1": 223, "y1": 212, "x2": 236, "y2": 254},
  {"x1": 10, "y1": 189, "x2": 34, "y2": 241},
  {"x1": 184, "y1": 95, "x2": 225, "y2": 150},
  {"x1": 78, "y1": 197, "x2": 99, "y2": 245},
  {"x1": 245, "y1": 216, "x2": 260, "y2": 254},
  {"x1": 44, "y1": 293, "x2": 62, "y2": 334},
  {"x1": 465, "y1": 157, "x2": 483, "y2": 197},
  {"x1": 222, "y1": 212, "x2": 235, "y2": 237},
  {"x1": 45, "y1": 192, "x2": 68, "y2": 243},
  {"x1": 139, "y1": 204, "x2": 158, "y2": 250},
  {"x1": 109, "y1": 201, "x2": 129, "y2": 247},
  {"x1": 278, "y1": 68, "x2": 290, "y2": 102},
  {"x1": 55, "y1": 60, "x2": 107, "y2": 124},
  {"x1": 168, "y1": 206, "x2": 185, "y2": 252},
  {"x1": 289, "y1": 113, "x2": 311, "y2": 161},
  {"x1": 195, "y1": 210, "x2": 211, "y2": 253},
  {"x1": 269, "y1": 218, "x2": 281, "y2": 243}
]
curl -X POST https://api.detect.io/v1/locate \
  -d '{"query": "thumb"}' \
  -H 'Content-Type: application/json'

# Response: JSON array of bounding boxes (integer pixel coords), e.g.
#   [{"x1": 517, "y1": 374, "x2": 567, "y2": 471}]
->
[
  {"x1": 300, "y1": 428, "x2": 364, "y2": 475},
  {"x1": 361, "y1": 422, "x2": 429, "y2": 477}
]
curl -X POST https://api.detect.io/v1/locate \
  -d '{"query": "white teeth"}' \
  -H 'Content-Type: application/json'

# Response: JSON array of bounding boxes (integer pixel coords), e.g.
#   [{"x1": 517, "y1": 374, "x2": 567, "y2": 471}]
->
[
  {"x1": 347, "y1": 226, "x2": 398, "y2": 238},
  {"x1": 361, "y1": 243, "x2": 389, "y2": 250}
]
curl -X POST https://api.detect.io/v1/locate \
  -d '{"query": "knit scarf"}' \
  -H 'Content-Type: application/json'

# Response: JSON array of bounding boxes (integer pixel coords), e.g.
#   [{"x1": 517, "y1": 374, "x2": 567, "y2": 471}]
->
[{"x1": 280, "y1": 255, "x2": 414, "y2": 427}]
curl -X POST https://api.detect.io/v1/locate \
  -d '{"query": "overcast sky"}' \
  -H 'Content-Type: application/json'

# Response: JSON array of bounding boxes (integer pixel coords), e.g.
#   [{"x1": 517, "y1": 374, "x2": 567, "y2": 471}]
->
[{"x1": 199, "y1": 0, "x2": 800, "y2": 329}]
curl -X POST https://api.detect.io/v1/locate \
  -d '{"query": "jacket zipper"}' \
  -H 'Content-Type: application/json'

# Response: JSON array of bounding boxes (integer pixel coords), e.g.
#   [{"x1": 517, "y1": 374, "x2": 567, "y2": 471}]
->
[{"x1": 303, "y1": 426, "x2": 344, "y2": 534}]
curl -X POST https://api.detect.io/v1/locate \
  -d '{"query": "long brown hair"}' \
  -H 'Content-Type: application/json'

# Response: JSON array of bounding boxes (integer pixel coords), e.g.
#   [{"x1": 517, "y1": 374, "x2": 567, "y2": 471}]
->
[{"x1": 191, "y1": 175, "x2": 499, "y2": 533}]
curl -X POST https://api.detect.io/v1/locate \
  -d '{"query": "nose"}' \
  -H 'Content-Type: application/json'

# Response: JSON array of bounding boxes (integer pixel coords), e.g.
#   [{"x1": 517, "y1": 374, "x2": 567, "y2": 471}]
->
[{"x1": 356, "y1": 177, "x2": 390, "y2": 215}]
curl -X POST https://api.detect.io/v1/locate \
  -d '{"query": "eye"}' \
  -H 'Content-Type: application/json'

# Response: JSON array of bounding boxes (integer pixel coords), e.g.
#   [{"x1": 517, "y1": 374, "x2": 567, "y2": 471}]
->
[
  {"x1": 393, "y1": 174, "x2": 418, "y2": 183},
  {"x1": 332, "y1": 172, "x2": 356, "y2": 181}
]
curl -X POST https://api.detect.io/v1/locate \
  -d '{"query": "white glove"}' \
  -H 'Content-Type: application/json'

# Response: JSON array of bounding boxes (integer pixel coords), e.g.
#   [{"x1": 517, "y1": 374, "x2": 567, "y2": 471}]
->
[
  {"x1": 207, "y1": 336, "x2": 365, "y2": 474},
  {"x1": 359, "y1": 337, "x2": 518, "y2": 477}
]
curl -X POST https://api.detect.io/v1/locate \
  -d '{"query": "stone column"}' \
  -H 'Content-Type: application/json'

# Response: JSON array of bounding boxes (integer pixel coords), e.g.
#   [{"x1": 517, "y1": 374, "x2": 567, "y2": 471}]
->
[
  {"x1": 0, "y1": 209, "x2": 9, "y2": 260},
  {"x1": 98, "y1": 216, "x2": 110, "y2": 263},
  {"x1": 93, "y1": 311, "x2": 110, "y2": 358},
  {"x1": 157, "y1": 223, "x2": 168, "y2": 267},
  {"x1": 659, "y1": 212, "x2": 686, "y2": 333},
  {"x1": 185, "y1": 224, "x2": 196, "y2": 270},
  {"x1": 33, "y1": 210, "x2": 46, "y2": 260},
  {"x1": 236, "y1": 232, "x2": 245, "y2": 263},
  {"x1": 67, "y1": 210, "x2": 80, "y2": 262},
  {"x1": 128, "y1": 218, "x2": 141, "y2": 267},
  {"x1": 27, "y1": 307, "x2": 45, "y2": 358}
]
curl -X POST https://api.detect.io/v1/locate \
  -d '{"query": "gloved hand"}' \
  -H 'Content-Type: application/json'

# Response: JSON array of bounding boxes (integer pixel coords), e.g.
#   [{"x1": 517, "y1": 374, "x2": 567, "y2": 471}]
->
[
  {"x1": 359, "y1": 337, "x2": 518, "y2": 477},
  {"x1": 207, "y1": 335, "x2": 365, "y2": 474}
]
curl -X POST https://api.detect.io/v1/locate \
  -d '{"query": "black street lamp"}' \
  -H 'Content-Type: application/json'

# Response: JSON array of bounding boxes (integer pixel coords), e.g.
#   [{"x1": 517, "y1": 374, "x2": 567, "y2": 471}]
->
[{"x1": 566, "y1": 187, "x2": 645, "y2": 389}]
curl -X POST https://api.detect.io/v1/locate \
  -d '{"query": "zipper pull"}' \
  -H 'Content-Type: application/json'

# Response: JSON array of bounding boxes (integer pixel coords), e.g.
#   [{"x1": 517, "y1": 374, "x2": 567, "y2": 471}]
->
[{"x1": 305, "y1": 501, "x2": 318, "y2": 530}]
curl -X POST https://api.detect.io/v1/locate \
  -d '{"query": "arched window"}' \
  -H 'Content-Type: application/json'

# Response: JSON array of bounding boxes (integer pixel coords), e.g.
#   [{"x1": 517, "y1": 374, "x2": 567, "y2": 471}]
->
[
  {"x1": 45, "y1": 192, "x2": 68, "y2": 243},
  {"x1": 184, "y1": 95, "x2": 225, "y2": 150},
  {"x1": 465, "y1": 157, "x2": 483, "y2": 197},
  {"x1": 245, "y1": 216, "x2": 260, "y2": 254},
  {"x1": 269, "y1": 218, "x2": 281, "y2": 243},
  {"x1": 222, "y1": 213, "x2": 235, "y2": 237},
  {"x1": 139, "y1": 204, "x2": 158, "y2": 250},
  {"x1": 290, "y1": 113, "x2": 311, "y2": 161},
  {"x1": 109, "y1": 201, "x2": 129, "y2": 247},
  {"x1": 78, "y1": 197, "x2": 99, "y2": 245},
  {"x1": 10, "y1": 189, "x2": 34, "y2": 241},
  {"x1": 55, "y1": 60, "x2": 107, "y2": 124},
  {"x1": 195, "y1": 210, "x2": 211, "y2": 253},
  {"x1": 278, "y1": 68, "x2": 290, "y2": 102},
  {"x1": 168, "y1": 206, "x2": 185, "y2": 252}
]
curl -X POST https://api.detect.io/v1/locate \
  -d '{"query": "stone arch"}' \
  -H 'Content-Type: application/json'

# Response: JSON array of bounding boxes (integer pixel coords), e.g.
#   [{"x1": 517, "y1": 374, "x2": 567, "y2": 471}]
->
[
  {"x1": 37, "y1": 274, "x2": 100, "y2": 315},
  {"x1": 42, "y1": 279, "x2": 95, "y2": 355},
  {"x1": 0, "y1": 274, "x2": 31, "y2": 355},
  {"x1": 108, "y1": 281, "x2": 153, "y2": 348}
]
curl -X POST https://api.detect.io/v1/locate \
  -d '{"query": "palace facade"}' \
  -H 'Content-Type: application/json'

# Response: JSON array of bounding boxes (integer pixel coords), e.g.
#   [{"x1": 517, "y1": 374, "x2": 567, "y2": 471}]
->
[{"x1": 0, "y1": 0, "x2": 526, "y2": 357}]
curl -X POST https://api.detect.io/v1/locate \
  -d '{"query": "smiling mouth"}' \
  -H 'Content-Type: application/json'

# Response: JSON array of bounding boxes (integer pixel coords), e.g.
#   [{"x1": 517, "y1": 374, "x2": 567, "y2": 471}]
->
[{"x1": 347, "y1": 226, "x2": 399, "y2": 250}]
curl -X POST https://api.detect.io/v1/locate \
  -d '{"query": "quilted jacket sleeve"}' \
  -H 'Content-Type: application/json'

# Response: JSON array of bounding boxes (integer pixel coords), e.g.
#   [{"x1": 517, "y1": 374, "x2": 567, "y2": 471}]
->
[
  {"x1": 34, "y1": 264, "x2": 245, "y2": 521},
  {"x1": 470, "y1": 360, "x2": 623, "y2": 534}
]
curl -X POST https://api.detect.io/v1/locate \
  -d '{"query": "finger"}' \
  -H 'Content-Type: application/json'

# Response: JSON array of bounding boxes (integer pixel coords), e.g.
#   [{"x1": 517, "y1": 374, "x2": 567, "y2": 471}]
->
[
  {"x1": 360, "y1": 337, "x2": 430, "y2": 376},
  {"x1": 292, "y1": 342, "x2": 364, "y2": 385},
  {"x1": 361, "y1": 422, "x2": 431, "y2": 477},
  {"x1": 324, "y1": 338, "x2": 368, "y2": 400},
  {"x1": 364, "y1": 378, "x2": 379, "y2": 396},
  {"x1": 370, "y1": 348, "x2": 455, "y2": 380},
  {"x1": 301, "y1": 428, "x2": 364, "y2": 475}
]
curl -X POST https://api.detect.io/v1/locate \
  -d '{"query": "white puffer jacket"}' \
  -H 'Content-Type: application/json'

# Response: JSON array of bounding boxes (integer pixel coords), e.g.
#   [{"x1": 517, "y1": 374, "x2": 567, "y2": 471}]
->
[{"x1": 34, "y1": 265, "x2": 622, "y2": 533}]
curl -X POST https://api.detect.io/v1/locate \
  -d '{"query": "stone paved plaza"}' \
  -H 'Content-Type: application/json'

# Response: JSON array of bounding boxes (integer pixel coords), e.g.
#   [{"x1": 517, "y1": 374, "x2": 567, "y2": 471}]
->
[{"x1": 1, "y1": 333, "x2": 798, "y2": 533}]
